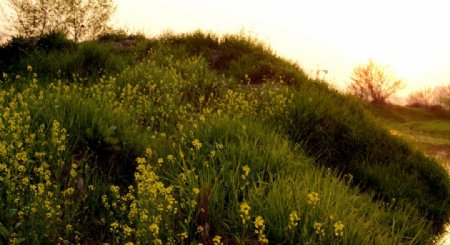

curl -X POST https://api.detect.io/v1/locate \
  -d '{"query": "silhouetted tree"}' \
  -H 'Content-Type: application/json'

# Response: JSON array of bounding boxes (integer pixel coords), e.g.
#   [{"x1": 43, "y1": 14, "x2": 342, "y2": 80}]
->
[
  {"x1": 2, "y1": 0, "x2": 115, "y2": 41},
  {"x1": 348, "y1": 59, "x2": 404, "y2": 104}
]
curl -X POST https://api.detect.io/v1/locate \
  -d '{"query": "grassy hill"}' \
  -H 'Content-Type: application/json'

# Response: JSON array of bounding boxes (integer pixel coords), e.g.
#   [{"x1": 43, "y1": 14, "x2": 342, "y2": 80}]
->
[{"x1": 0, "y1": 31, "x2": 449, "y2": 244}]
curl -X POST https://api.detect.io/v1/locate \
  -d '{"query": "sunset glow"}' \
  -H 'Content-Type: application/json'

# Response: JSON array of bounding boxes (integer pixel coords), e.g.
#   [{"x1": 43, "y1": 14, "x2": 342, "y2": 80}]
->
[{"x1": 112, "y1": 0, "x2": 450, "y2": 96}]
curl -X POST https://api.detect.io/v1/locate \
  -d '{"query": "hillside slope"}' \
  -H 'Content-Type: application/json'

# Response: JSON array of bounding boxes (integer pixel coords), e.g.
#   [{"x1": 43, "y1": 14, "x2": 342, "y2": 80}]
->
[{"x1": 0, "y1": 31, "x2": 449, "y2": 244}]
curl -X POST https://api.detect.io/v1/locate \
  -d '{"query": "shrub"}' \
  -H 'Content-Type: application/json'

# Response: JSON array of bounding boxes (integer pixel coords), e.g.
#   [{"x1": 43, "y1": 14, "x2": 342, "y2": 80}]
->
[{"x1": 36, "y1": 31, "x2": 75, "y2": 52}]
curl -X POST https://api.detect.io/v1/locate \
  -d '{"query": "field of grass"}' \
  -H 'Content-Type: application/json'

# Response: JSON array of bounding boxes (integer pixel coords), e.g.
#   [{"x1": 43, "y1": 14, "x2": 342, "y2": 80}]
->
[
  {"x1": 369, "y1": 104, "x2": 450, "y2": 169},
  {"x1": 0, "y1": 31, "x2": 449, "y2": 244}
]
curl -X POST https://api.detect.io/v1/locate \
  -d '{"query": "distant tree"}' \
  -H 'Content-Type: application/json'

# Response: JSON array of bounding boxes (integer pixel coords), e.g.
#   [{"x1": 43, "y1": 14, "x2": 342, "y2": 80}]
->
[
  {"x1": 1, "y1": 0, "x2": 115, "y2": 41},
  {"x1": 407, "y1": 87, "x2": 434, "y2": 107},
  {"x1": 0, "y1": 1, "x2": 12, "y2": 43},
  {"x1": 435, "y1": 84, "x2": 450, "y2": 110},
  {"x1": 348, "y1": 59, "x2": 404, "y2": 104}
]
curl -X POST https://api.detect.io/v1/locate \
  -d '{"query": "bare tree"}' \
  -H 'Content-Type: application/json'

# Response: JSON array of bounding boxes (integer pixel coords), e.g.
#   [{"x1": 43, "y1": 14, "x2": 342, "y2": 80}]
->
[
  {"x1": 407, "y1": 87, "x2": 434, "y2": 107},
  {"x1": 348, "y1": 59, "x2": 404, "y2": 104},
  {"x1": 2, "y1": 0, "x2": 115, "y2": 41},
  {"x1": 435, "y1": 84, "x2": 450, "y2": 110}
]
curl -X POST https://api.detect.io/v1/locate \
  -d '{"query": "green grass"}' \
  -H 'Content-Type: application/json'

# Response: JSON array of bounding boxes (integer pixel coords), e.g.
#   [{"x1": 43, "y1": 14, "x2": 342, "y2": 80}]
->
[
  {"x1": 0, "y1": 31, "x2": 449, "y2": 244},
  {"x1": 368, "y1": 103, "x2": 450, "y2": 173}
]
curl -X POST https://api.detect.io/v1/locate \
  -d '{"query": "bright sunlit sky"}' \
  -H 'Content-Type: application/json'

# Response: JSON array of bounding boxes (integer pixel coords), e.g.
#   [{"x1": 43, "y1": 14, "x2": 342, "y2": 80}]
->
[{"x1": 112, "y1": 0, "x2": 450, "y2": 97}]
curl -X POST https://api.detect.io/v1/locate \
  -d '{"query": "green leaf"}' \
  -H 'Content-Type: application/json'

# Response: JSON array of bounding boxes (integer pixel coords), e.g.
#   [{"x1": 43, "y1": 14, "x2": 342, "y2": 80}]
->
[{"x1": 0, "y1": 223, "x2": 10, "y2": 238}]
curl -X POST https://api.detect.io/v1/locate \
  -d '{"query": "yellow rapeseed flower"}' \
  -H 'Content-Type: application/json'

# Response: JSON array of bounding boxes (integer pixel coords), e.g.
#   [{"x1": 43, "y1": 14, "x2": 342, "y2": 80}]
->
[
  {"x1": 149, "y1": 223, "x2": 159, "y2": 235},
  {"x1": 209, "y1": 150, "x2": 216, "y2": 158},
  {"x1": 241, "y1": 165, "x2": 250, "y2": 179},
  {"x1": 333, "y1": 220, "x2": 344, "y2": 237},
  {"x1": 145, "y1": 147, "x2": 153, "y2": 157},
  {"x1": 179, "y1": 173, "x2": 187, "y2": 182},
  {"x1": 199, "y1": 95, "x2": 205, "y2": 103},
  {"x1": 196, "y1": 225, "x2": 204, "y2": 234},
  {"x1": 157, "y1": 158, "x2": 164, "y2": 165},
  {"x1": 123, "y1": 225, "x2": 133, "y2": 237},
  {"x1": 136, "y1": 157, "x2": 146, "y2": 164},
  {"x1": 178, "y1": 231, "x2": 188, "y2": 240},
  {"x1": 239, "y1": 202, "x2": 251, "y2": 224},
  {"x1": 21, "y1": 177, "x2": 29, "y2": 185},
  {"x1": 193, "y1": 187, "x2": 200, "y2": 195},
  {"x1": 212, "y1": 235, "x2": 222, "y2": 245},
  {"x1": 314, "y1": 222, "x2": 325, "y2": 237},
  {"x1": 192, "y1": 139, "x2": 202, "y2": 150},
  {"x1": 111, "y1": 185, "x2": 120, "y2": 198},
  {"x1": 254, "y1": 216, "x2": 265, "y2": 231},
  {"x1": 215, "y1": 143, "x2": 224, "y2": 150},
  {"x1": 288, "y1": 210, "x2": 300, "y2": 230},
  {"x1": 254, "y1": 216, "x2": 269, "y2": 244},
  {"x1": 110, "y1": 221, "x2": 119, "y2": 233},
  {"x1": 307, "y1": 192, "x2": 320, "y2": 207},
  {"x1": 167, "y1": 155, "x2": 175, "y2": 162},
  {"x1": 70, "y1": 168, "x2": 77, "y2": 178},
  {"x1": 63, "y1": 187, "x2": 75, "y2": 196}
]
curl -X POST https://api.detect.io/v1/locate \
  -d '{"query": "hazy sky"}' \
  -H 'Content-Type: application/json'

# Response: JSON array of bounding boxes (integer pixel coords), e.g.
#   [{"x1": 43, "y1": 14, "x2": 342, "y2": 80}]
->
[{"x1": 113, "y1": 0, "x2": 450, "y2": 96}]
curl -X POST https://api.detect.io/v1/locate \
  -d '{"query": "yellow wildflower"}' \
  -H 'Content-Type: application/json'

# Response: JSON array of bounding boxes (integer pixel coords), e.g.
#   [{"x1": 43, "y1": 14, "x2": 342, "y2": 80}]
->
[
  {"x1": 179, "y1": 173, "x2": 187, "y2": 182},
  {"x1": 254, "y1": 216, "x2": 268, "y2": 244},
  {"x1": 123, "y1": 225, "x2": 133, "y2": 237},
  {"x1": 21, "y1": 177, "x2": 29, "y2": 185},
  {"x1": 193, "y1": 187, "x2": 200, "y2": 195},
  {"x1": 178, "y1": 231, "x2": 188, "y2": 240},
  {"x1": 70, "y1": 168, "x2": 77, "y2": 178},
  {"x1": 288, "y1": 211, "x2": 300, "y2": 230},
  {"x1": 333, "y1": 220, "x2": 344, "y2": 237},
  {"x1": 192, "y1": 139, "x2": 202, "y2": 150},
  {"x1": 239, "y1": 202, "x2": 251, "y2": 224},
  {"x1": 110, "y1": 185, "x2": 120, "y2": 196},
  {"x1": 149, "y1": 223, "x2": 159, "y2": 235},
  {"x1": 167, "y1": 154, "x2": 175, "y2": 162},
  {"x1": 314, "y1": 222, "x2": 325, "y2": 237},
  {"x1": 136, "y1": 157, "x2": 146, "y2": 164},
  {"x1": 196, "y1": 225, "x2": 204, "y2": 234},
  {"x1": 212, "y1": 235, "x2": 223, "y2": 245},
  {"x1": 209, "y1": 150, "x2": 216, "y2": 158},
  {"x1": 17, "y1": 164, "x2": 26, "y2": 173},
  {"x1": 215, "y1": 143, "x2": 224, "y2": 150},
  {"x1": 145, "y1": 147, "x2": 153, "y2": 157},
  {"x1": 241, "y1": 165, "x2": 250, "y2": 179},
  {"x1": 199, "y1": 95, "x2": 205, "y2": 103},
  {"x1": 254, "y1": 216, "x2": 265, "y2": 231},
  {"x1": 157, "y1": 158, "x2": 164, "y2": 165},
  {"x1": 307, "y1": 192, "x2": 320, "y2": 207},
  {"x1": 63, "y1": 187, "x2": 75, "y2": 196}
]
